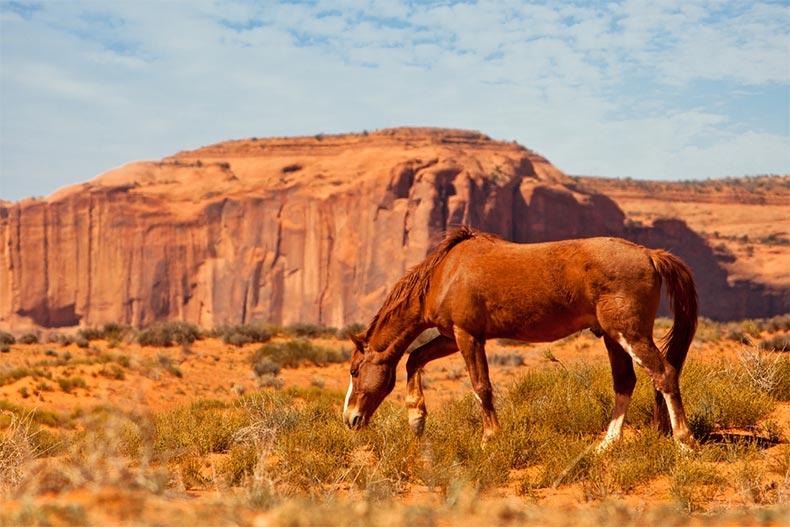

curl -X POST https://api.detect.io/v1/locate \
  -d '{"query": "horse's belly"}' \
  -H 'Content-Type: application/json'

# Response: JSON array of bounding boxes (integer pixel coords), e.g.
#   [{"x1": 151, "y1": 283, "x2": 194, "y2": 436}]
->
[{"x1": 487, "y1": 309, "x2": 594, "y2": 343}]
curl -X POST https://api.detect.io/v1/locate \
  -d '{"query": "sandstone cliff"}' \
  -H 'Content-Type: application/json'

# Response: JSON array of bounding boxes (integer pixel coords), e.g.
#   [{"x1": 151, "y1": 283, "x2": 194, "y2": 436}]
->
[{"x1": 1, "y1": 128, "x2": 786, "y2": 331}]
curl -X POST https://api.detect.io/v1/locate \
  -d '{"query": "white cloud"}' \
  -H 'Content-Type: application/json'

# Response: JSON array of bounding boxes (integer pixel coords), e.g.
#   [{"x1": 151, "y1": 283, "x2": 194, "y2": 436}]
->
[{"x1": 0, "y1": 0, "x2": 787, "y2": 201}]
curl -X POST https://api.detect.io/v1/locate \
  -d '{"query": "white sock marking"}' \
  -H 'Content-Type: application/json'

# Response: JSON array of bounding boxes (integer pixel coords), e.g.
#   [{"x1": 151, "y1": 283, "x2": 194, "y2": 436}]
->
[{"x1": 602, "y1": 393, "x2": 630, "y2": 443}]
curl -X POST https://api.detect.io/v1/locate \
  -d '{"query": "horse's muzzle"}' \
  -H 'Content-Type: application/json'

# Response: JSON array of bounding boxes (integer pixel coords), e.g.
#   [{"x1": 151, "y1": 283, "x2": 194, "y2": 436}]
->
[{"x1": 343, "y1": 409, "x2": 366, "y2": 430}]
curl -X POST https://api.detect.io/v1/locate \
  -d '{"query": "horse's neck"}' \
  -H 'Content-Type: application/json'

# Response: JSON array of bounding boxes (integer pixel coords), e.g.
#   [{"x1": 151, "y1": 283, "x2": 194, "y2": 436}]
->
[{"x1": 369, "y1": 313, "x2": 426, "y2": 363}]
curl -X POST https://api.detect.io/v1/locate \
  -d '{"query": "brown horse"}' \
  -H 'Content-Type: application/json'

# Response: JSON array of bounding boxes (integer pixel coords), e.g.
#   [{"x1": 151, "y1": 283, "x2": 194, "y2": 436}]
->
[{"x1": 343, "y1": 226, "x2": 698, "y2": 448}]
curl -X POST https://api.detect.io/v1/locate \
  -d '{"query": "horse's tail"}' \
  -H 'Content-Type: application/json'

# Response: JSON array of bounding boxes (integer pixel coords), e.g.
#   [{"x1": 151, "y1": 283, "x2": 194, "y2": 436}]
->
[{"x1": 649, "y1": 249, "x2": 698, "y2": 434}]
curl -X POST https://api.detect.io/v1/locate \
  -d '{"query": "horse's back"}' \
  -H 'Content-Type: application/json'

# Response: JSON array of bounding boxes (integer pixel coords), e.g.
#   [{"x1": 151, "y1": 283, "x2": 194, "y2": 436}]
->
[{"x1": 425, "y1": 235, "x2": 660, "y2": 341}]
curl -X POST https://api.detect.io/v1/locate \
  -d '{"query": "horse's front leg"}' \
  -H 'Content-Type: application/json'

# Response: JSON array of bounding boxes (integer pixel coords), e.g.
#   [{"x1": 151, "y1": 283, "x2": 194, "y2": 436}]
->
[
  {"x1": 405, "y1": 335, "x2": 459, "y2": 436},
  {"x1": 454, "y1": 327, "x2": 500, "y2": 444}
]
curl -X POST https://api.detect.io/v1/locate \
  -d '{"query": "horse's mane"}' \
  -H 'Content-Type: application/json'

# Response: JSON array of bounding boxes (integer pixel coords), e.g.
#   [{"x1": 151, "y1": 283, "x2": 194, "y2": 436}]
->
[{"x1": 364, "y1": 225, "x2": 487, "y2": 339}]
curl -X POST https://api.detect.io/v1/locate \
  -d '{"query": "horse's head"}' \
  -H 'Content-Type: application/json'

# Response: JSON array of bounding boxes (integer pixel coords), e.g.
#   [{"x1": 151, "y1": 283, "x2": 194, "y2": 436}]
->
[{"x1": 342, "y1": 332, "x2": 397, "y2": 430}]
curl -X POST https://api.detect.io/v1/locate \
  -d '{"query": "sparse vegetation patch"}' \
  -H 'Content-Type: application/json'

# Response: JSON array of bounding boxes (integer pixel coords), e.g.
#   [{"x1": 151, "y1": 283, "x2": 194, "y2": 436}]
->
[{"x1": 1, "y1": 317, "x2": 789, "y2": 525}]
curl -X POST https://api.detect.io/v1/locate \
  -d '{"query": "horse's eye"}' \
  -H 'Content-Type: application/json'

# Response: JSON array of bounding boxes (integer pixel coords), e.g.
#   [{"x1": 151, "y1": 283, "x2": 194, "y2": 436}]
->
[{"x1": 350, "y1": 367, "x2": 358, "y2": 377}]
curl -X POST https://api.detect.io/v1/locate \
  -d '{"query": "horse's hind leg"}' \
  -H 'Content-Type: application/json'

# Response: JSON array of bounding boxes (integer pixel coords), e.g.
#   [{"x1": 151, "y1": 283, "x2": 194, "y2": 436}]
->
[
  {"x1": 597, "y1": 335, "x2": 637, "y2": 451},
  {"x1": 454, "y1": 326, "x2": 500, "y2": 443},
  {"x1": 612, "y1": 331, "x2": 694, "y2": 446},
  {"x1": 405, "y1": 335, "x2": 459, "y2": 436}
]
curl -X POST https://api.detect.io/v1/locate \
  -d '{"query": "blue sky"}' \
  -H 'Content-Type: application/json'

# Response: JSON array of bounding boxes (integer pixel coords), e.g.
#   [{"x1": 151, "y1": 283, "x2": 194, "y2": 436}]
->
[{"x1": 1, "y1": 0, "x2": 788, "y2": 201}]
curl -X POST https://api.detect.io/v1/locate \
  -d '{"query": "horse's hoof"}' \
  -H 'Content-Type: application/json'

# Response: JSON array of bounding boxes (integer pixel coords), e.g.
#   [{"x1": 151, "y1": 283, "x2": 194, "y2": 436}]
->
[
  {"x1": 675, "y1": 434, "x2": 697, "y2": 454},
  {"x1": 408, "y1": 414, "x2": 426, "y2": 436}
]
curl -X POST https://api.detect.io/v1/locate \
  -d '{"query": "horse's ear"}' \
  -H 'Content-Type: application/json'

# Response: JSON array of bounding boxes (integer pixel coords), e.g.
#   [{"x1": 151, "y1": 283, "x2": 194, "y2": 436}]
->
[{"x1": 347, "y1": 332, "x2": 366, "y2": 353}]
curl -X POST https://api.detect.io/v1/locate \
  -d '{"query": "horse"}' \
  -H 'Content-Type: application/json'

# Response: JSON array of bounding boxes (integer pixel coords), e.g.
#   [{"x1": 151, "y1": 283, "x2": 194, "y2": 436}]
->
[{"x1": 342, "y1": 226, "x2": 698, "y2": 449}]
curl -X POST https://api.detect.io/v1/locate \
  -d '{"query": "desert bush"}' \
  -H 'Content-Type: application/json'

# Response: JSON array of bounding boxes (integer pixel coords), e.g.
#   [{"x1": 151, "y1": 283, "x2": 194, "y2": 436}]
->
[
  {"x1": 253, "y1": 356, "x2": 282, "y2": 377},
  {"x1": 582, "y1": 430, "x2": 679, "y2": 499},
  {"x1": 0, "y1": 344, "x2": 9, "y2": 353},
  {"x1": 253, "y1": 339, "x2": 349, "y2": 368},
  {"x1": 217, "y1": 323, "x2": 277, "y2": 347},
  {"x1": 505, "y1": 362, "x2": 612, "y2": 435},
  {"x1": 231, "y1": 390, "x2": 354, "y2": 491},
  {"x1": 425, "y1": 394, "x2": 516, "y2": 492},
  {"x1": 284, "y1": 323, "x2": 339, "y2": 339},
  {"x1": 102, "y1": 322, "x2": 132, "y2": 341},
  {"x1": 681, "y1": 359, "x2": 776, "y2": 438},
  {"x1": 138, "y1": 321, "x2": 202, "y2": 347},
  {"x1": 670, "y1": 456, "x2": 724, "y2": 512},
  {"x1": 75, "y1": 322, "x2": 135, "y2": 343},
  {"x1": 56, "y1": 376, "x2": 87, "y2": 393},
  {"x1": 77, "y1": 327, "x2": 104, "y2": 341},
  {"x1": 99, "y1": 364, "x2": 126, "y2": 380},
  {"x1": 17, "y1": 408, "x2": 166, "y2": 498},
  {"x1": 221, "y1": 443, "x2": 259, "y2": 486},
  {"x1": 0, "y1": 400, "x2": 63, "y2": 429},
  {"x1": 765, "y1": 314, "x2": 790, "y2": 333},
  {"x1": 154, "y1": 400, "x2": 247, "y2": 457},
  {"x1": 0, "y1": 331, "x2": 15, "y2": 345},
  {"x1": 0, "y1": 412, "x2": 37, "y2": 494},
  {"x1": 355, "y1": 403, "x2": 422, "y2": 492},
  {"x1": 693, "y1": 318, "x2": 725, "y2": 343},
  {"x1": 0, "y1": 367, "x2": 52, "y2": 387},
  {"x1": 771, "y1": 356, "x2": 790, "y2": 401},
  {"x1": 19, "y1": 332, "x2": 39, "y2": 345},
  {"x1": 488, "y1": 352, "x2": 525, "y2": 367},
  {"x1": 760, "y1": 334, "x2": 790, "y2": 352}
]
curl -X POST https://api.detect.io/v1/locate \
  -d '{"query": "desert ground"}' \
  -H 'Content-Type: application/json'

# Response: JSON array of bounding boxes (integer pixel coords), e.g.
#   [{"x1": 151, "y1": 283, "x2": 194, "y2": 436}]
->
[{"x1": 1, "y1": 319, "x2": 789, "y2": 526}]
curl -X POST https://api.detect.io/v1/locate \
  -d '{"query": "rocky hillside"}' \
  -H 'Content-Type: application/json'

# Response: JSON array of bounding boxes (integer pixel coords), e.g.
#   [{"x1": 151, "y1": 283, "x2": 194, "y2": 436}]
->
[{"x1": 1, "y1": 128, "x2": 786, "y2": 331}]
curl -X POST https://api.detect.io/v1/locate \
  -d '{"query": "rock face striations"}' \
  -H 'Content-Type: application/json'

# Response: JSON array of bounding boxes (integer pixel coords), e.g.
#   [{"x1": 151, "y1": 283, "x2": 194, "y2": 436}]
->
[{"x1": 1, "y1": 128, "x2": 786, "y2": 331}]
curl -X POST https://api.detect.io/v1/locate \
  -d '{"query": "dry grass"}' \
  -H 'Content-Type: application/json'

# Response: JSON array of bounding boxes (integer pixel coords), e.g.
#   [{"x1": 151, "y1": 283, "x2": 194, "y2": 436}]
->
[{"x1": 1, "y1": 325, "x2": 789, "y2": 525}]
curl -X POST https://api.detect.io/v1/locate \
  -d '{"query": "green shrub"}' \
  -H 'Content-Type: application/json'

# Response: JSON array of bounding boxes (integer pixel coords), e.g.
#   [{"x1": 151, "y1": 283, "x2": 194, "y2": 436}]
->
[
  {"x1": 759, "y1": 334, "x2": 790, "y2": 352},
  {"x1": 0, "y1": 367, "x2": 51, "y2": 387},
  {"x1": 56, "y1": 376, "x2": 87, "y2": 393},
  {"x1": 488, "y1": 352, "x2": 525, "y2": 367},
  {"x1": 505, "y1": 363, "x2": 612, "y2": 435},
  {"x1": 252, "y1": 339, "x2": 349, "y2": 368},
  {"x1": 669, "y1": 457, "x2": 724, "y2": 512},
  {"x1": 284, "y1": 323, "x2": 339, "y2": 339},
  {"x1": 19, "y1": 333, "x2": 39, "y2": 345},
  {"x1": 138, "y1": 321, "x2": 201, "y2": 347},
  {"x1": 424, "y1": 394, "x2": 515, "y2": 491},
  {"x1": 582, "y1": 430, "x2": 678, "y2": 498},
  {"x1": 771, "y1": 356, "x2": 790, "y2": 401},
  {"x1": 765, "y1": 314, "x2": 790, "y2": 333},
  {"x1": 0, "y1": 331, "x2": 15, "y2": 345},
  {"x1": 217, "y1": 323, "x2": 276, "y2": 347},
  {"x1": 221, "y1": 443, "x2": 258, "y2": 486},
  {"x1": 58, "y1": 334, "x2": 76, "y2": 347},
  {"x1": 243, "y1": 390, "x2": 354, "y2": 490},
  {"x1": 102, "y1": 322, "x2": 131, "y2": 341},
  {"x1": 252, "y1": 356, "x2": 281, "y2": 378},
  {"x1": 99, "y1": 364, "x2": 126, "y2": 380},
  {"x1": 77, "y1": 327, "x2": 103, "y2": 341},
  {"x1": 681, "y1": 360, "x2": 776, "y2": 438},
  {"x1": 154, "y1": 400, "x2": 247, "y2": 457}
]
